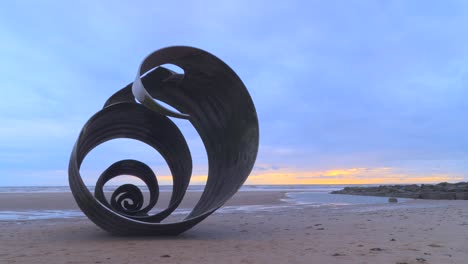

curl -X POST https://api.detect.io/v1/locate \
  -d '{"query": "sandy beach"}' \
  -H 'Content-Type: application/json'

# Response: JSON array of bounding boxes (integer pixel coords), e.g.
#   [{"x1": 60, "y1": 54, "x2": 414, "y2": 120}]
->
[{"x1": 1, "y1": 191, "x2": 467, "y2": 264}]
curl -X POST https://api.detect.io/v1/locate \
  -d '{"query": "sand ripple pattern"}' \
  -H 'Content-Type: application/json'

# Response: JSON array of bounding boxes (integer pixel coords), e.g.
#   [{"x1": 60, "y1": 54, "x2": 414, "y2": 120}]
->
[{"x1": 68, "y1": 46, "x2": 259, "y2": 235}]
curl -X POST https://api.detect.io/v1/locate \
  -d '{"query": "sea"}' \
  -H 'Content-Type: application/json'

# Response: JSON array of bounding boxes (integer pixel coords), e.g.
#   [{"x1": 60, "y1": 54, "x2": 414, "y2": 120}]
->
[{"x1": 0, "y1": 185, "x2": 411, "y2": 221}]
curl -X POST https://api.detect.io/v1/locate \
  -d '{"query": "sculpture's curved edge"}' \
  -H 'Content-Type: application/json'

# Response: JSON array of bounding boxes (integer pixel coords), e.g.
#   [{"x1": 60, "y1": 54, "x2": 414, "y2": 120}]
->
[
  {"x1": 94, "y1": 159, "x2": 159, "y2": 216},
  {"x1": 69, "y1": 103, "x2": 196, "y2": 234},
  {"x1": 69, "y1": 46, "x2": 259, "y2": 235}
]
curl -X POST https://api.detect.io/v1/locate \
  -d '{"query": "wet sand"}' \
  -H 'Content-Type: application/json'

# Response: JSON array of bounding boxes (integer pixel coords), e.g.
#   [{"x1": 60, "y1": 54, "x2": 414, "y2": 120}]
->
[
  {"x1": 0, "y1": 191, "x2": 284, "y2": 210},
  {"x1": 1, "y1": 191, "x2": 467, "y2": 264}
]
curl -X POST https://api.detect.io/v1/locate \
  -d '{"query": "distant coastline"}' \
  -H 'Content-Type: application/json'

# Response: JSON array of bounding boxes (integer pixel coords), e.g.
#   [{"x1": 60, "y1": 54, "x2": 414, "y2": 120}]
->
[
  {"x1": 0, "y1": 184, "x2": 346, "y2": 194},
  {"x1": 331, "y1": 181, "x2": 468, "y2": 200}
]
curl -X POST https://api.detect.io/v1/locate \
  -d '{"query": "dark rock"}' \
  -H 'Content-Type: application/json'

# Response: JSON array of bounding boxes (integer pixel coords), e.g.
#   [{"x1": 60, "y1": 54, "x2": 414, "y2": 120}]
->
[
  {"x1": 455, "y1": 192, "x2": 468, "y2": 200},
  {"x1": 445, "y1": 186, "x2": 457, "y2": 192},
  {"x1": 427, "y1": 243, "x2": 443, "y2": 248},
  {"x1": 420, "y1": 192, "x2": 456, "y2": 200},
  {"x1": 388, "y1": 197, "x2": 398, "y2": 203},
  {"x1": 396, "y1": 193, "x2": 421, "y2": 199},
  {"x1": 331, "y1": 182, "x2": 468, "y2": 200}
]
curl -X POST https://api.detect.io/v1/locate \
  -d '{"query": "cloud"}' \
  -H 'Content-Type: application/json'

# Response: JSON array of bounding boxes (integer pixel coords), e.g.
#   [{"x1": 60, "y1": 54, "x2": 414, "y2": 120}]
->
[
  {"x1": 0, "y1": 0, "x2": 467, "y2": 185},
  {"x1": 101, "y1": 174, "x2": 208, "y2": 186},
  {"x1": 247, "y1": 166, "x2": 464, "y2": 185}
]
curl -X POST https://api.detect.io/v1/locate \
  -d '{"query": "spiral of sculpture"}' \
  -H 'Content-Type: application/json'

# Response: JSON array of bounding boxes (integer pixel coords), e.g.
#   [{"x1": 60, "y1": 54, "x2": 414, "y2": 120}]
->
[{"x1": 68, "y1": 46, "x2": 259, "y2": 235}]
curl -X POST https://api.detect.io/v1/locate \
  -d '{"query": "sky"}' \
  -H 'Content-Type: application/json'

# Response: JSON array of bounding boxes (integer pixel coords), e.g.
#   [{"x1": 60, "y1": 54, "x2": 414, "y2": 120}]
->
[{"x1": 0, "y1": 0, "x2": 467, "y2": 186}]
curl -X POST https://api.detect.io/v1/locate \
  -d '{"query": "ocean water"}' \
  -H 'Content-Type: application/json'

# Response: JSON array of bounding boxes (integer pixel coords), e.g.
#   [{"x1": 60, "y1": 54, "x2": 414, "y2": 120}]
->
[
  {"x1": 283, "y1": 191, "x2": 405, "y2": 205},
  {"x1": 0, "y1": 184, "x2": 408, "y2": 221},
  {"x1": 0, "y1": 184, "x2": 346, "y2": 193}
]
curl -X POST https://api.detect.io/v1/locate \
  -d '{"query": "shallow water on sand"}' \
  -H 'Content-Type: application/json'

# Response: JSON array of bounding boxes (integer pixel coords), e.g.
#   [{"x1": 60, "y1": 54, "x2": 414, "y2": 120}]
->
[
  {"x1": 0, "y1": 192, "x2": 412, "y2": 221},
  {"x1": 283, "y1": 192, "x2": 409, "y2": 205}
]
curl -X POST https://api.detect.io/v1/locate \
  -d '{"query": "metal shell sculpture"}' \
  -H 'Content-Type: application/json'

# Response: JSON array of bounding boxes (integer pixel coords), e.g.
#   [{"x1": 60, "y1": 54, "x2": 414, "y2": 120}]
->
[{"x1": 68, "y1": 46, "x2": 259, "y2": 235}]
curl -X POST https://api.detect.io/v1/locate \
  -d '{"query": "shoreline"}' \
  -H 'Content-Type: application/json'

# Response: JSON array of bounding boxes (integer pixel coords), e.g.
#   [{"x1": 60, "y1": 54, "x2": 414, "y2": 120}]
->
[
  {"x1": 0, "y1": 191, "x2": 467, "y2": 263},
  {"x1": 0, "y1": 191, "x2": 287, "y2": 211},
  {"x1": 0, "y1": 190, "x2": 455, "y2": 222}
]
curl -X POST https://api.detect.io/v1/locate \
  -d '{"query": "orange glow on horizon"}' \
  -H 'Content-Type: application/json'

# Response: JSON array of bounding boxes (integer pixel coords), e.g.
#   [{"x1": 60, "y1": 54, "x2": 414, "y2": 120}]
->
[
  {"x1": 245, "y1": 167, "x2": 463, "y2": 185},
  {"x1": 100, "y1": 167, "x2": 463, "y2": 185},
  {"x1": 246, "y1": 173, "x2": 462, "y2": 185}
]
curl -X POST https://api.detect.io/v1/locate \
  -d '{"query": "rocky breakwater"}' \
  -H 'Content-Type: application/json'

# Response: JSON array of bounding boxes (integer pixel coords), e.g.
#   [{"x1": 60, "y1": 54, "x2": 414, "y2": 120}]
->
[{"x1": 331, "y1": 182, "x2": 468, "y2": 200}]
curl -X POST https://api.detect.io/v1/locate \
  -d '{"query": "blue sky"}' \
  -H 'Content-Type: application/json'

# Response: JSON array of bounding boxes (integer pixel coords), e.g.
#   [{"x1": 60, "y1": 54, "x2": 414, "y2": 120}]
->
[{"x1": 0, "y1": 0, "x2": 467, "y2": 186}]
